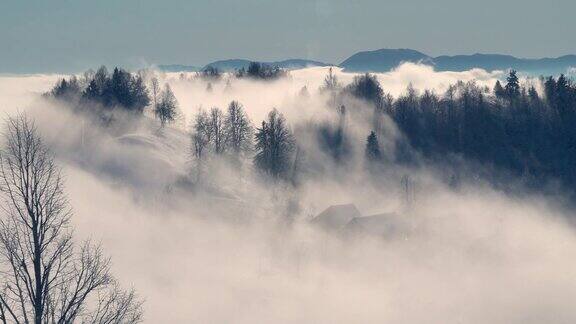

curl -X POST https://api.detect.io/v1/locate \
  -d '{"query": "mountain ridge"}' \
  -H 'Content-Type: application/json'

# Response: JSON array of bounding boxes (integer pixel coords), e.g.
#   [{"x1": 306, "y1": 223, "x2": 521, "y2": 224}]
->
[
  {"x1": 339, "y1": 49, "x2": 576, "y2": 74},
  {"x1": 158, "y1": 49, "x2": 576, "y2": 75}
]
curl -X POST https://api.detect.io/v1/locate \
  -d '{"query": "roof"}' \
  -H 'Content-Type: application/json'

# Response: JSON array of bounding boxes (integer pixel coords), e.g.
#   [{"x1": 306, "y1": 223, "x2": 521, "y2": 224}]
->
[
  {"x1": 311, "y1": 204, "x2": 362, "y2": 231},
  {"x1": 344, "y1": 212, "x2": 408, "y2": 238}
]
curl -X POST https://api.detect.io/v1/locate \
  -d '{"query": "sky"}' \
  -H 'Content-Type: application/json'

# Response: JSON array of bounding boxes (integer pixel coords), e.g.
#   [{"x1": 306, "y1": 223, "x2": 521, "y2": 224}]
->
[{"x1": 1, "y1": 0, "x2": 575, "y2": 73}]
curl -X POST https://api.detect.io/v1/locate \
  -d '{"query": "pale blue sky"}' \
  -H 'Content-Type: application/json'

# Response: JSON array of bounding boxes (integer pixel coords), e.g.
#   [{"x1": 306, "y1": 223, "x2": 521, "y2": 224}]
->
[{"x1": 1, "y1": 0, "x2": 575, "y2": 73}]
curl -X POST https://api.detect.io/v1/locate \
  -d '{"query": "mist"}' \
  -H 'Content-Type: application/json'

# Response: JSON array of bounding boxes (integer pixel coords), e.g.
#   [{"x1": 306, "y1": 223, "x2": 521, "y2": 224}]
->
[
  {"x1": 164, "y1": 63, "x2": 502, "y2": 123},
  {"x1": 1, "y1": 65, "x2": 576, "y2": 324}
]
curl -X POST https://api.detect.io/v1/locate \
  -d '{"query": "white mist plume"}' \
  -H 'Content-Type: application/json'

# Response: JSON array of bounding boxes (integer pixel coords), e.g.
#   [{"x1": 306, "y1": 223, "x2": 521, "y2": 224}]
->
[{"x1": 163, "y1": 63, "x2": 503, "y2": 124}]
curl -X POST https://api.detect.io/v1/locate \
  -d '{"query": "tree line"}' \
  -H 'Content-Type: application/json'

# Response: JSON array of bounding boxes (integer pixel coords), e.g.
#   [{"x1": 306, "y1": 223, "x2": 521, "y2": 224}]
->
[
  {"x1": 190, "y1": 101, "x2": 298, "y2": 183},
  {"x1": 48, "y1": 62, "x2": 288, "y2": 127},
  {"x1": 47, "y1": 65, "x2": 576, "y2": 194},
  {"x1": 342, "y1": 70, "x2": 576, "y2": 192},
  {"x1": 49, "y1": 66, "x2": 178, "y2": 128}
]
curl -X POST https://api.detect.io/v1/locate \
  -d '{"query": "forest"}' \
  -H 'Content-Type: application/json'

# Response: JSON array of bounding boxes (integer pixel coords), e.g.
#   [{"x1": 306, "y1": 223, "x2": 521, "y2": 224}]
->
[{"x1": 47, "y1": 64, "x2": 576, "y2": 198}]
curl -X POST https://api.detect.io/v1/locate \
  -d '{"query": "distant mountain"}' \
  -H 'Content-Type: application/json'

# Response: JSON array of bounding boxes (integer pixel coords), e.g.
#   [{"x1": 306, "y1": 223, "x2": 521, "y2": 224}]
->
[
  {"x1": 202, "y1": 59, "x2": 252, "y2": 71},
  {"x1": 339, "y1": 49, "x2": 432, "y2": 72},
  {"x1": 274, "y1": 59, "x2": 331, "y2": 69},
  {"x1": 433, "y1": 54, "x2": 576, "y2": 75},
  {"x1": 203, "y1": 59, "x2": 331, "y2": 71},
  {"x1": 157, "y1": 64, "x2": 201, "y2": 72},
  {"x1": 340, "y1": 49, "x2": 576, "y2": 75},
  {"x1": 159, "y1": 49, "x2": 576, "y2": 75}
]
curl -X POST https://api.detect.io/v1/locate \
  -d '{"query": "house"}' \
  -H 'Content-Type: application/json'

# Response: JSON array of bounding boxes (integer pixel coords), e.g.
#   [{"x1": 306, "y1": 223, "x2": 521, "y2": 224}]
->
[
  {"x1": 310, "y1": 204, "x2": 362, "y2": 232},
  {"x1": 343, "y1": 212, "x2": 409, "y2": 239},
  {"x1": 311, "y1": 204, "x2": 411, "y2": 239}
]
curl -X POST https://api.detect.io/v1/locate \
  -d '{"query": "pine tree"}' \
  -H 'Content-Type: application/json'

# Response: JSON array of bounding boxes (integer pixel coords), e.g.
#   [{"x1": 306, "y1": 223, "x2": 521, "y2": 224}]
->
[
  {"x1": 109, "y1": 67, "x2": 131, "y2": 107},
  {"x1": 544, "y1": 76, "x2": 557, "y2": 104},
  {"x1": 554, "y1": 74, "x2": 572, "y2": 115},
  {"x1": 346, "y1": 73, "x2": 384, "y2": 106},
  {"x1": 365, "y1": 131, "x2": 382, "y2": 162},
  {"x1": 505, "y1": 70, "x2": 520, "y2": 99},
  {"x1": 494, "y1": 80, "x2": 506, "y2": 98},
  {"x1": 130, "y1": 75, "x2": 150, "y2": 113},
  {"x1": 528, "y1": 86, "x2": 539, "y2": 101}
]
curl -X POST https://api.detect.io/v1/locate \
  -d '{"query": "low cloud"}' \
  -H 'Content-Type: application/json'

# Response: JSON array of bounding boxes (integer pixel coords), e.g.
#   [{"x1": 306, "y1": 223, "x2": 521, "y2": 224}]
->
[{"x1": 0, "y1": 66, "x2": 574, "y2": 324}]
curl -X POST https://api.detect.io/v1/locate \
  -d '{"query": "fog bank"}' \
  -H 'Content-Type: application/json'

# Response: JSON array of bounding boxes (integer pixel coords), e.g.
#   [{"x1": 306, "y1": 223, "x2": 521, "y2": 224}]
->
[{"x1": 1, "y1": 66, "x2": 575, "y2": 324}]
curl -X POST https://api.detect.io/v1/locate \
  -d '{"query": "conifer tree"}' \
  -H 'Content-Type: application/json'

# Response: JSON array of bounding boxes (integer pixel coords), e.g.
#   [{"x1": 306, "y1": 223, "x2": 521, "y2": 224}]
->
[{"x1": 365, "y1": 131, "x2": 382, "y2": 162}]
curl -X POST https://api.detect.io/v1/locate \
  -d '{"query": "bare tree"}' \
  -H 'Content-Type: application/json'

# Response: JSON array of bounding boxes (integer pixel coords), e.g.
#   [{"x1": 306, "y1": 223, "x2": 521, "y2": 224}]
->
[
  {"x1": 191, "y1": 109, "x2": 211, "y2": 182},
  {"x1": 150, "y1": 77, "x2": 160, "y2": 113},
  {"x1": 208, "y1": 107, "x2": 226, "y2": 155},
  {"x1": 154, "y1": 84, "x2": 178, "y2": 128},
  {"x1": 320, "y1": 67, "x2": 340, "y2": 92},
  {"x1": 224, "y1": 101, "x2": 252, "y2": 160},
  {"x1": 254, "y1": 109, "x2": 295, "y2": 180},
  {"x1": 0, "y1": 115, "x2": 142, "y2": 324}
]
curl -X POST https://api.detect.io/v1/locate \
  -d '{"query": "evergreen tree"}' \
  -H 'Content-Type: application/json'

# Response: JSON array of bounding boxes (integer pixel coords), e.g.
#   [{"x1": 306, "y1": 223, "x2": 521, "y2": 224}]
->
[
  {"x1": 528, "y1": 86, "x2": 539, "y2": 101},
  {"x1": 108, "y1": 67, "x2": 132, "y2": 107},
  {"x1": 82, "y1": 79, "x2": 101, "y2": 102},
  {"x1": 50, "y1": 77, "x2": 81, "y2": 101},
  {"x1": 544, "y1": 76, "x2": 557, "y2": 104},
  {"x1": 100, "y1": 67, "x2": 149, "y2": 112},
  {"x1": 200, "y1": 66, "x2": 221, "y2": 81},
  {"x1": 129, "y1": 74, "x2": 150, "y2": 113},
  {"x1": 555, "y1": 74, "x2": 571, "y2": 114},
  {"x1": 505, "y1": 70, "x2": 520, "y2": 99},
  {"x1": 82, "y1": 65, "x2": 108, "y2": 104},
  {"x1": 494, "y1": 80, "x2": 506, "y2": 98},
  {"x1": 241, "y1": 62, "x2": 286, "y2": 80},
  {"x1": 49, "y1": 65, "x2": 150, "y2": 114},
  {"x1": 346, "y1": 73, "x2": 384, "y2": 106},
  {"x1": 365, "y1": 131, "x2": 382, "y2": 162}
]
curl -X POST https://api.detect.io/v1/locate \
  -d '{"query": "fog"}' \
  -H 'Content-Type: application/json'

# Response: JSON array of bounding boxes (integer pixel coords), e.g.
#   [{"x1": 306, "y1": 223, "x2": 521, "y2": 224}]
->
[
  {"x1": 165, "y1": 63, "x2": 502, "y2": 123},
  {"x1": 2, "y1": 65, "x2": 576, "y2": 324}
]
